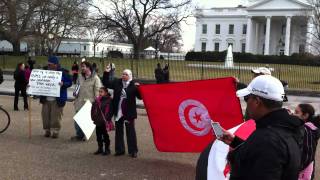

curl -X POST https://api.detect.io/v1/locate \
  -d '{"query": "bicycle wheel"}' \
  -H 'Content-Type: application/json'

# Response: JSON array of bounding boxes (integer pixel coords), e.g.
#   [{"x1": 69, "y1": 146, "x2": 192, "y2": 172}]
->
[{"x1": 0, "y1": 107, "x2": 10, "y2": 133}]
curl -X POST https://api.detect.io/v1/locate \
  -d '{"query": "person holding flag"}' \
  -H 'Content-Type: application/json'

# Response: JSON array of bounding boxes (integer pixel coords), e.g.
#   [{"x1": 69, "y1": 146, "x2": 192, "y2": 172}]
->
[{"x1": 219, "y1": 75, "x2": 304, "y2": 180}]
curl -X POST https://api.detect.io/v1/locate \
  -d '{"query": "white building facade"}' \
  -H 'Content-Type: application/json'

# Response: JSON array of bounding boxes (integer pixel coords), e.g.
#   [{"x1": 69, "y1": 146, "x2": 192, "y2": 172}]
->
[
  {"x1": 194, "y1": 0, "x2": 315, "y2": 56},
  {"x1": 0, "y1": 38, "x2": 133, "y2": 57}
]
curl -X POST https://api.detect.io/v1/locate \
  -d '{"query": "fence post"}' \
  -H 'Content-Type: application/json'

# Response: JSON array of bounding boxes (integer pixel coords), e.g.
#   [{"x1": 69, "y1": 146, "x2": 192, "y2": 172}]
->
[
  {"x1": 201, "y1": 55, "x2": 204, "y2": 80},
  {"x1": 238, "y1": 61, "x2": 241, "y2": 81}
]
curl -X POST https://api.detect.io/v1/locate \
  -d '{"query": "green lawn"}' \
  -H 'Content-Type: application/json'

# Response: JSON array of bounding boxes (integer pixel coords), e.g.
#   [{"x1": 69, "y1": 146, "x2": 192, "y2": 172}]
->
[{"x1": 1, "y1": 55, "x2": 320, "y2": 91}]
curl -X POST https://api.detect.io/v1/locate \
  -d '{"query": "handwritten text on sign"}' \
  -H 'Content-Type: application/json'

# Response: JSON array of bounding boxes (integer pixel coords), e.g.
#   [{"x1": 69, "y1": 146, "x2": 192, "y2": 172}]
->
[{"x1": 28, "y1": 69, "x2": 62, "y2": 97}]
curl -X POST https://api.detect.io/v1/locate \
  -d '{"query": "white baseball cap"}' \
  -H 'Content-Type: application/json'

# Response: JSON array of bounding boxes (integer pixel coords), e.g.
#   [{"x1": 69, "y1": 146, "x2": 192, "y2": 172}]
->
[
  {"x1": 251, "y1": 67, "x2": 271, "y2": 75},
  {"x1": 237, "y1": 75, "x2": 285, "y2": 102},
  {"x1": 81, "y1": 58, "x2": 86, "y2": 62}
]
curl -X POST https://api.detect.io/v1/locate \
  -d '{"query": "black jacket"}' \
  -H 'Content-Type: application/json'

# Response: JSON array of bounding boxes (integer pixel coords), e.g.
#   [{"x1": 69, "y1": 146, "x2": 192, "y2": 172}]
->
[
  {"x1": 14, "y1": 70, "x2": 27, "y2": 88},
  {"x1": 228, "y1": 108, "x2": 304, "y2": 180},
  {"x1": 103, "y1": 75, "x2": 141, "y2": 120}
]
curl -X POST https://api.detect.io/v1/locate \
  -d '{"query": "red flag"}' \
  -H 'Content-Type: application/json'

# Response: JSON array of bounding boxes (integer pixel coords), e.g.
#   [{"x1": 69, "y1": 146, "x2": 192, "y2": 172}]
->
[{"x1": 139, "y1": 77, "x2": 244, "y2": 152}]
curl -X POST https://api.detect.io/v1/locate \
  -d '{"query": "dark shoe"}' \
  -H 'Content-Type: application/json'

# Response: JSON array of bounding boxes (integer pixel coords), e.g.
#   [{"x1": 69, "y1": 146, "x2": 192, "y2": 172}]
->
[
  {"x1": 114, "y1": 152, "x2": 125, "y2": 156},
  {"x1": 44, "y1": 130, "x2": 51, "y2": 137},
  {"x1": 51, "y1": 132, "x2": 59, "y2": 139},
  {"x1": 130, "y1": 152, "x2": 137, "y2": 158},
  {"x1": 94, "y1": 149, "x2": 103, "y2": 155},
  {"x1": 102, "y1": 149, "x2": 111, "y2": 156}
]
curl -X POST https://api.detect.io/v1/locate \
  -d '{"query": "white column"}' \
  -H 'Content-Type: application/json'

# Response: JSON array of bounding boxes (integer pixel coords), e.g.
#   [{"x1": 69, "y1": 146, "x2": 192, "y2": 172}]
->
[
  {"x1": 255, "y1": 23, "x2": 260, "y2": 54},
  {"x1": 284, "y1": 16, "x2": 292, "y2": 56},
  {"x1": 245, "y1": 16, "x2": 252, "y2": 53},
  {"x1": 264, "y1": 16, "x2": 271, "y2": 55},
  {"x1": 306, "y1": 16, "x2": 314, "y2": 53}
]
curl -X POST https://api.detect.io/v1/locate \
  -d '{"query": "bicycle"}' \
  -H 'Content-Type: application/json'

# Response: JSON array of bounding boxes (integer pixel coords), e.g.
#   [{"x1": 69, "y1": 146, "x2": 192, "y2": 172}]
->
[{"x1": 0, "y1": 106, "x2": 10, "y2": 133}]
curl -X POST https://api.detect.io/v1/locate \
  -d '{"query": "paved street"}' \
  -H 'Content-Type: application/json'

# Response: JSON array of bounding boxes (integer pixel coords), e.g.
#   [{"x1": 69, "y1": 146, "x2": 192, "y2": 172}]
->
[{"x1": 0, "y1": 96, "x2": 198, "y2": 180}]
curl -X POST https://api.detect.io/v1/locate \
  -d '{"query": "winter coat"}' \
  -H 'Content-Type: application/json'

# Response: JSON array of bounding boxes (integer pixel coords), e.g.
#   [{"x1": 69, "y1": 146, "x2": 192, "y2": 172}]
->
[
  {"x1": 14, "y1": 69, "x2": 27, "y2": 88},
  {"x1": 91, "y1": 96, "x2": 113, "y2": 127},
  {"x1": 74, "y1": 73, "x2": 101, "y2": 111},
  {"x1": 39, "y1": 68, "x2": 72, "y2": 107},
  {"x1": 102, "y1": 77, "x2": 141, "y2": 120},
  {"x1": 228, "y1": 108, "x2": 304, "y2": 180}
]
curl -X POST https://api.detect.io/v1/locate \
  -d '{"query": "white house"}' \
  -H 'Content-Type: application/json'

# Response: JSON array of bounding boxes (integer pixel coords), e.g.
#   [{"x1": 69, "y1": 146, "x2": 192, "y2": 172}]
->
[{"x1": 194, "y1": 0, "x2": 317, "y2": 56}]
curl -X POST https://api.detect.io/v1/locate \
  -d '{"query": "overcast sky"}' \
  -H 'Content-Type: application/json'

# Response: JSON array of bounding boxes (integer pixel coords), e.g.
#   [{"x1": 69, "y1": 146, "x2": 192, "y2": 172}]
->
[{"x1": 92, "y1": 0, "x2": 241, "y2": 52}]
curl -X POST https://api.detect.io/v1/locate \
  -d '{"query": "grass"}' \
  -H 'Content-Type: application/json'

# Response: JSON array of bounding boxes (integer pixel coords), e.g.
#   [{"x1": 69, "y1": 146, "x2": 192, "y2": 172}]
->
[{"x1": 1, "y1": 55, "x2": 320, "y2": 91}]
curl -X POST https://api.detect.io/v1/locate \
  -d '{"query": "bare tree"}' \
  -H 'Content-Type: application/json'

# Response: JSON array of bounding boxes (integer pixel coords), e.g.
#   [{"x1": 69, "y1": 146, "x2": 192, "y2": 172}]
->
[
  {"x1": 0, "y1": 0, "x2": 43, "y2": 54},
  {"x1": 32, "y1": 0, "x2": 90, "y2": 55},
  {"x1": 91, "y1": 0, "x2": 192, "y2": 59},
  {"x1": 87, "y1": 21, "x2": 109, "y2": 57},
  {"x1": 303, "y1": 0, "x2": 320, "y2": 55}
]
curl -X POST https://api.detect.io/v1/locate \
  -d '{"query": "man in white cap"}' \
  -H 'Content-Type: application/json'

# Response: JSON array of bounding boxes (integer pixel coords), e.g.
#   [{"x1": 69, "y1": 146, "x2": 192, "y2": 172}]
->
[{"x1": 219, "y1": 75, "x2": 304, "y2": 180}]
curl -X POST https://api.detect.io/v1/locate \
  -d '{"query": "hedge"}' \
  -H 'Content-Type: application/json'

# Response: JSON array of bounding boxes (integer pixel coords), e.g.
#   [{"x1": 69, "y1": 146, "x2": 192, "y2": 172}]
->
[{"x1": 185, "y1": 51, "x2": 320, "y2": 66}]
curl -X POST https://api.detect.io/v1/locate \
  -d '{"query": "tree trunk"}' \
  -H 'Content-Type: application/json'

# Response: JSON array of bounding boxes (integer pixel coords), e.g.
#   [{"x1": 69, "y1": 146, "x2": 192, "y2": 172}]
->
[
  {"x1": 93, "y1": 44, "x2": 96, "y2": 57},
  {"x1": 133, "y1": 43, "x2": 141, "y2": 59},
  {"x1": 12, "y1": 40, "x2": 20, "y2": 55}
]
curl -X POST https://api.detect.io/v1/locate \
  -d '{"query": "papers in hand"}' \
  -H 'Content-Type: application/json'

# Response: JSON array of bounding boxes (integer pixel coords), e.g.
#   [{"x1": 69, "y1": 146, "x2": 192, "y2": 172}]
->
[{"x1": 73, "y1": 100, "x2": 96, "y2": 140}]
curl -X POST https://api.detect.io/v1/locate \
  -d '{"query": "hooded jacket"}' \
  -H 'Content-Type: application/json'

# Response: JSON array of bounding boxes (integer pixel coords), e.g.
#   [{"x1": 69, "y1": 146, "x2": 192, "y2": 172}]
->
[{"x1": 228, "y1": 108, "x2": 304, "y2": 180}]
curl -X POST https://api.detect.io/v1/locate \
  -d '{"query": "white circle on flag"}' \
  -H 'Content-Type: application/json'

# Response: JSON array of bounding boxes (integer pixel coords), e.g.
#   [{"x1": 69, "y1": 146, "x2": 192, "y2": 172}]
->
[{"x1": 178, "y1": 99, "x2": 212, "y2": 136}]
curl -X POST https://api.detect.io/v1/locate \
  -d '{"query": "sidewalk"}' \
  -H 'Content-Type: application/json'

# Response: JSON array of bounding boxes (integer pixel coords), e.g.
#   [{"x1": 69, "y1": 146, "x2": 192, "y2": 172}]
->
[{"x1": 1, "y1": 75, "x2": 320, "y2": 112}]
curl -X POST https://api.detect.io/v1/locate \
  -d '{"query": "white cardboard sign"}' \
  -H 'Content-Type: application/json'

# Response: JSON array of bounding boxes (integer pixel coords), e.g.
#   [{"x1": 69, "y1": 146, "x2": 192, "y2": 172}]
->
[
  {"x1": 73, "y1": 100, "x2": 96, "y2": 140},
  {"x1": 28, "y1": 69, "x2": 62, "y2": 97}
]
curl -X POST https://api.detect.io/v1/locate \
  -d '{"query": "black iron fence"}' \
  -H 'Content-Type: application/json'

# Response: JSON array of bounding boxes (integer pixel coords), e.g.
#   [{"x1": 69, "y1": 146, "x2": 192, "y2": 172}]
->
[{"x1": 1, "y1": 53, "x2": 320, "y2": 92}]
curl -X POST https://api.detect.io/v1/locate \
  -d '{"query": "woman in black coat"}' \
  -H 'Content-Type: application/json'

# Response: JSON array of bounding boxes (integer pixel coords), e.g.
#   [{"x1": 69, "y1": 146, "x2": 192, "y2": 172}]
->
[
  {"x1": 103, "y1": 69, "x2": 141, "y2": 158},
  {"x1": 13, "y1": 63, "x2": 28, "y2": 111}
]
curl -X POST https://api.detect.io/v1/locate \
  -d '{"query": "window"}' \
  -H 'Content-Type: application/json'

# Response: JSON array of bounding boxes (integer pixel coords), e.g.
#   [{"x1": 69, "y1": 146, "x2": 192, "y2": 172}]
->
[
  {"x1": 262, "y1": 44, "x2": 265, "y2": 55},
  {"x1": 201, "y1": 42, "x2": 206, "y2": 52},
  {"x1": 215, "y1": 24, "x2": 220, "y2": 34},
  {"x1": 264, "y1": 24, "x2": 266, "y2": 35},
  {"x1": 228, "y1": 43, "x2": 233, "y2": 47},
  {"x1": 242, "y1": 43, "x2": 246, "y2": 52},
  {"x1": 83, "y1": 45, "x2": 86, "y2": 51},
  {"x1": 214, "y1": 43, "x2": 220, "y2": 51},
  {"x1": 229, "y1": 24, "x2": 234, "y2": 34},
  {"x1": 243, "y1": 24, "x2": 247, "y2": 34},
  {"x1": 202, "y1": 24, "x2": 207, "y2": 34}
]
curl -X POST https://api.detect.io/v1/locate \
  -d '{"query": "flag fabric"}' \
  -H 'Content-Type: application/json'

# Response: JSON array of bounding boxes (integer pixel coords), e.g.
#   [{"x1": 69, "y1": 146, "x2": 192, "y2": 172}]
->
[
  {"x1": 196, "y1": 120, "x2": 256, "y2": 180},
  {"x1": 139, "y1": 77, "x2": 244, "y2": 152}
]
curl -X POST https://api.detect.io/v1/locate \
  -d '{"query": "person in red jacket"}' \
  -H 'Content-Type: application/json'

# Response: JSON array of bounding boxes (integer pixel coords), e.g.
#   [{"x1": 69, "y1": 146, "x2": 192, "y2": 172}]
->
[{"x1": 91, "y1": 87, "x2": 113, "y2": 155}]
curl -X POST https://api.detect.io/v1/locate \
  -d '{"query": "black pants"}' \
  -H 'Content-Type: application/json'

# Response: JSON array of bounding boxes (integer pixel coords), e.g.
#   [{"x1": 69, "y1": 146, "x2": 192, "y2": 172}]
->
[
  {"x1": 96, "y1": 125, "x2": 110, "y2": 148},
  {"x1": 115, "y1": 117, "x2": 138, "y2": 154},
  {"x1": 72, "y1": 73, "x2": 78, "y2": 84},
  {"x1": 14, "y1": 86, "x2": 28, "y2": 109}
]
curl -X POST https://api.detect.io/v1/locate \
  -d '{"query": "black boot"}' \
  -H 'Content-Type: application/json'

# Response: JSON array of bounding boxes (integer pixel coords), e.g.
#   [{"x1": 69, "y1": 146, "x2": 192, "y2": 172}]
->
[
  {"x1": 94, "y1": 143, "x2": 103, "y2": 155},
  {"x1": 102, "y1": 144, "x2": 110, "y2": 156}
]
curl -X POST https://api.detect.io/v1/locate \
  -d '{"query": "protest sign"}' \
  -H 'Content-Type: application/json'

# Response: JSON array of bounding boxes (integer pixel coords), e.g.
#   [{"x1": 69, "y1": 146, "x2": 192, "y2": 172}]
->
[
  {"x1": 73, "y1": 100, "x2": 96, "y2": 140},
  {"x1": 28, "y1": 69, "x2": 62, "y2": 97}
]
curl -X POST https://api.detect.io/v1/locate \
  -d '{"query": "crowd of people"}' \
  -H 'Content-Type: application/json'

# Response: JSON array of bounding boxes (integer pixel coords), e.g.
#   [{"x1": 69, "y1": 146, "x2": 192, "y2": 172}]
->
[{"x1": 5, "y1": 56, "x2": 320, "y2": 179}]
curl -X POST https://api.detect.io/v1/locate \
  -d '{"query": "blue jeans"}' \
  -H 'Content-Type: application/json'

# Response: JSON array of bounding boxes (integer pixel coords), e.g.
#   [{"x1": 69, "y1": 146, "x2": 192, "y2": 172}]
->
[{"x1": 74, "y1": 121, "x2": 84, "y2": 138}]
